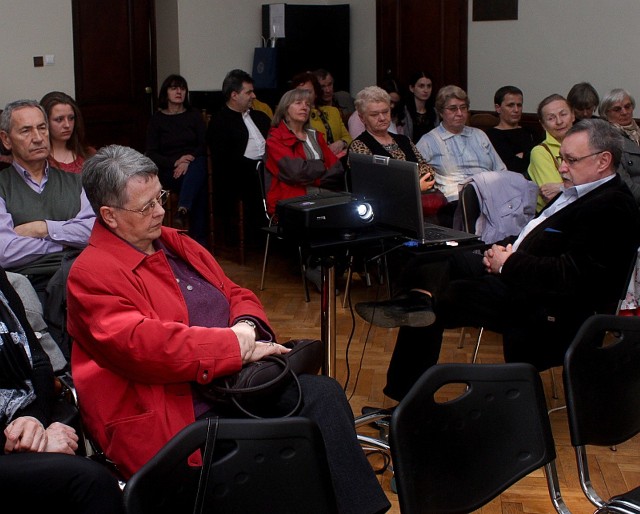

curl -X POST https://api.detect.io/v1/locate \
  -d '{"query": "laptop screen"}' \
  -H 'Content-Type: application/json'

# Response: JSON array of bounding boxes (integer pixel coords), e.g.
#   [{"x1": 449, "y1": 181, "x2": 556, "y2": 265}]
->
[
  {"x1": 348, "y1": 153, "x2": 482, "y2": 246},
  {"x1": 348, "y1": 153, "x2": 425, "y2": 240}
]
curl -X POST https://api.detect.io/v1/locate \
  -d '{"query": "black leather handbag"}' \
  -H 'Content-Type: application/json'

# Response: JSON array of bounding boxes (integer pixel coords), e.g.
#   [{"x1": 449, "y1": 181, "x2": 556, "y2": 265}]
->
[{"x1": 198, "y1": 339, "x2": 324, "y2": 418}]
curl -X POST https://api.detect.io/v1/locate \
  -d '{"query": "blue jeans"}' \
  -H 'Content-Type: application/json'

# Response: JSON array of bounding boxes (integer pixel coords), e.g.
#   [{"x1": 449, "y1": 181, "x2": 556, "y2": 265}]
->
[{"x1": 162, "y1": 156, "x2": 209, "y2": 246}]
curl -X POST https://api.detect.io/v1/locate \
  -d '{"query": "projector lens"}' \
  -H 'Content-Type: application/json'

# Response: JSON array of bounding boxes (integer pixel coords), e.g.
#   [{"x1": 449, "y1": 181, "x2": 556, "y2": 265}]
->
[{"x1": 357, "y1": 203, "x2": 374, "y2": 222}]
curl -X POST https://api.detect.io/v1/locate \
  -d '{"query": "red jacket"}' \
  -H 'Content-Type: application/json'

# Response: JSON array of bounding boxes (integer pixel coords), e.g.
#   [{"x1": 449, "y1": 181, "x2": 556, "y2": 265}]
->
[
  {"x1": 67, "y1": 222, "x2": 273, "y2": 479},
  {"x1": 265, "y1": 121, "x2": 344, "y2": 214}
]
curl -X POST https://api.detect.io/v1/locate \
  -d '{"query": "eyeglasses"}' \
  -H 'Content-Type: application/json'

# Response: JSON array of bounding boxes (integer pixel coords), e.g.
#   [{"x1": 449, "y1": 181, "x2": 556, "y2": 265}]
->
[
  {"x1": 555, "y1": 151, "x2": 605, "y2": 167},
  {"x1": 112, "y1": 190, "x2": 169, "y2": 216},
  {"x1": 443, "y1": 104, "x2": 469, "y2": 113},
  {"x1": 608, "y1": 103, "x2": 633, "y2": 113}
]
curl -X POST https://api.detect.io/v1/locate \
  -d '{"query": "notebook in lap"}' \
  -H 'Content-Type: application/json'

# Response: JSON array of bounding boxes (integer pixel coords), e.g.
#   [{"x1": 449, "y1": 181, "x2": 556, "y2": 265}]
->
[{"x1": 349, "y1": 153, "x2": 480, "y2": 246}]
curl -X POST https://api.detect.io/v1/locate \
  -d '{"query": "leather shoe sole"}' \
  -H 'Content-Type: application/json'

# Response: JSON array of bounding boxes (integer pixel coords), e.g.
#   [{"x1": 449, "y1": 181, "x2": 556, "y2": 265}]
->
[{"x1": 355, "y1": 293, "x2": 436, "y2": 328}]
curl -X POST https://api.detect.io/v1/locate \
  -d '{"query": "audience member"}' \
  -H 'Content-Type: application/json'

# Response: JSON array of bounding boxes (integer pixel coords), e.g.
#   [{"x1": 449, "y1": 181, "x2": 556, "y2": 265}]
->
[
  {"x1": 528, "y1": 94, "x2": 575, "y2": 212},
  {"x1": 0, "y1": 266, "x2": 124, "y2": 513},
  {"x1": 66, "y1": 145, "x2": 391, "y2": 514},
  {"x1": 145, "y1": 74, "x2": 208, "y2": 244},
  {"x1": 600, "y1": 88, "x2": 640, "y2": 145},
  {"x1": 404, "y1": 71, "x2": 438, "y2": 143},
  {"x1": 0, "y1": 99, "x2": 95, "y2": 299},
  {"x1": 356, "y1": 119, "x2": 640, "y2": 401},
  {"x1": 567, "y1": 82, "x2": 600, "y2": 121},
  {"x1": 40, "y1": 91, "x2": 96, "y2": 174},
  {"x1": 486, "y1": 85, "x2": 539, "y2": 178},
  {"x1": 292, "y1": 72, "x2": 352, "y2": 158},
  {"x1": 348, "y1": 80, "x2": 407, "y2": 138},
  {"x1": 349, "y1": 86, "x2": 436, "y2": 191},
  {"x1": 265, "y1": 88, "x2": 345, "y2": 215},
  {"x1": 207, "y1": 69, "x2": 271, "y2": 245},
  {"x1": 416, "y1": 85, "x2": 506, "y2": 226},
  {"x1": 312, "y1": 68, "x2": 355, "y2": 124},
  {"x1": 600, "y1": 88, "x2": 640, "y2": 204}
]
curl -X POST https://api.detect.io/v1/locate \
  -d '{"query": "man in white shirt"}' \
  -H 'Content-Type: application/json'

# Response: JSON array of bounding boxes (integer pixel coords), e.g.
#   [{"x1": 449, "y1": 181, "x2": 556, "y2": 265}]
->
[
  {"x1": 357, "y1": 118, "x2": 640, "y2": 401},
  {"x1": 206, "y1": 70, "x2": 271, "y2": 246}
]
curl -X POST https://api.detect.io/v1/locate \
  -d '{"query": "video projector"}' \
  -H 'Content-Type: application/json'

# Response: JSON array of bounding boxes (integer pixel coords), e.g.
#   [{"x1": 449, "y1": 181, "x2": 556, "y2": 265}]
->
[{"x1": 275, "y1": 191, "x2": 375, "y2": 241}]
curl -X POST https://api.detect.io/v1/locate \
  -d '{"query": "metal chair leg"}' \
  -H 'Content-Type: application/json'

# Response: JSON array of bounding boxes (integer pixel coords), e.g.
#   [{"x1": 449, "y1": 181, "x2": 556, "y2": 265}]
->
[
  {"x1": 259, "y1": 232, "x2": 271, "y2": 291},
  {"x1": 342, "y1": 255, "x2": 354, "y2": 308},
  {"x1": 471, "y1": 327, "x2": 484, "y2": 363},
  {"x1": 299, "y1": 247, "x2": 310, "y2": 303}
]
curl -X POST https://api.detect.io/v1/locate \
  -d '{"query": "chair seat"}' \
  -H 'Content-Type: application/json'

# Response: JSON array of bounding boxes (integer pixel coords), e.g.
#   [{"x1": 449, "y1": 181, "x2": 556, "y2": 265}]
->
[{"x1": 606, "y1": 486, "x2": 640, "y2": 513}]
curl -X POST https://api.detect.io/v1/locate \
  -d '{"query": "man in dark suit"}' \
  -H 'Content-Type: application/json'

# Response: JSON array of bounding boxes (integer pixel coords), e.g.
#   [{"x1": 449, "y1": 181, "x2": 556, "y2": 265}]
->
[
  {"x1": 357, "y1": 118, "x2": 640, "y2": 401},
  {"x1": 206, "y1": 69, "x2": 271, "y2": 246}
]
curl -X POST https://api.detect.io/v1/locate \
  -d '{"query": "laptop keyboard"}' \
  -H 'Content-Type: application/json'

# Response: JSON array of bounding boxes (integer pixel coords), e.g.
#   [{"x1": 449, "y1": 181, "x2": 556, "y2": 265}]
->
[{"x1": 424, "y1": 228, "x2": 447, "y2": 241}]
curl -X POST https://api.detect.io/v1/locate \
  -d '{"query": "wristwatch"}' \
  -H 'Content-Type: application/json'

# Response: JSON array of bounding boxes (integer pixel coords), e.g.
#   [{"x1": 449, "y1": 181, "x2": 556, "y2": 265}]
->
[{"x1": 236, "y1": 319, "x2": 257, "y2": 331}]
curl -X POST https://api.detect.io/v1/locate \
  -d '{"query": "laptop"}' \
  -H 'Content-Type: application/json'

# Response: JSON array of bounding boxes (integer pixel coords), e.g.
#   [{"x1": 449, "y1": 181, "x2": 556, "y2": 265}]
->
[{"x1": 348, "y1": 153, "x2": 481, "y2": 246}]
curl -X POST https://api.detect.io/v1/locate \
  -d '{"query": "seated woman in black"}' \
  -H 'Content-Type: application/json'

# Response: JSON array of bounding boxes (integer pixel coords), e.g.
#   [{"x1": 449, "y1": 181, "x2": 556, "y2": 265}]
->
[{"x1": 145, "y1": 74, "x2": 208, "y2": 245}]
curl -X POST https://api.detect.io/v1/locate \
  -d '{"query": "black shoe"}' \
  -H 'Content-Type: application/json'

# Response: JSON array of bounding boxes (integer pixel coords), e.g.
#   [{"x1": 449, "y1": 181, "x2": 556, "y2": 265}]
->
[
  {"x1": 174, "y1": 208, "x2": 188, "y2": 230},
  {"x1": 355, "y1": 290, "x2": 436, "y2": 328}
]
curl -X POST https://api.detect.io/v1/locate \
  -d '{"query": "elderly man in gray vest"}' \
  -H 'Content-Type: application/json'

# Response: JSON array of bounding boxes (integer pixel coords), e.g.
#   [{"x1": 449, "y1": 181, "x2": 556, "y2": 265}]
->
[{"x1": 0, "y1": 99, "x2": 95, "y2": 310}]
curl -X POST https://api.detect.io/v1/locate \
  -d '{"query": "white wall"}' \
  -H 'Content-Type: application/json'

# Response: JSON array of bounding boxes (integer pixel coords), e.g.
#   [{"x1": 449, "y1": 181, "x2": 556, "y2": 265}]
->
[
  {"x1": 0, "y1": 1, "x2": 75, "y2": 108},
  {"x1": 4, "y1": 1, "x2": 637, "y2": 115},
  {"x1": 467, "y1": 0, "x2": 640, "y2": 112},
  {"x1": 156, "y1": 0, "x2": 181, "y2": 84},
  {"x1": 172, "y1": 0, "x2": 377, "y2": 94}
]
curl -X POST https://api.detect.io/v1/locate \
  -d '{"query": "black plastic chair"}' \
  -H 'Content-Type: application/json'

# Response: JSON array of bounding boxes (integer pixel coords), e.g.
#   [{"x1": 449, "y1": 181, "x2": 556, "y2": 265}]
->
[
  {"x1": 257, "y1": 161, "x2": 310, "y2": 302},
  {"x1": 390, "y1": 362, "x2": 570, "y2": 514},
  {"x1": 563, "y1": 314, "x2": 640, "y2": 513},
  {"x1": 123, "y1": 416, "x2": 337, "y2": 514}
]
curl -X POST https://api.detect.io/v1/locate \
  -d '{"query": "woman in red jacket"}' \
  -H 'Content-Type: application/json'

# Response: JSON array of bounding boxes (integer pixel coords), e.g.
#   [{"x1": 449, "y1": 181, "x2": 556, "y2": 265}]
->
[
  {"x1": 265, "y1": 88, "x2": 345, "y2": 215},
  {"x1": 67, "y1": 145, "x2": 390, "y2": 514}
]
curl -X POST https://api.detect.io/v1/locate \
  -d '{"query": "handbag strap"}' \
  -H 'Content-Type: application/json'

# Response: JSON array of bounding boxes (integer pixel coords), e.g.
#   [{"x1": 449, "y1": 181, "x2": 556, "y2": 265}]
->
[
  {"x1": 230, "y1": 366, "x2": 303, "y2": 419},
  {"x1": 193, "y1": 416, "x2": 219, "y2": 514},
  {"x1": 212, "y1": 354, "x2": 292, "y2": 395},
  {"x1": 540, "y1": 143, "x2": 560, "y2": 170}
]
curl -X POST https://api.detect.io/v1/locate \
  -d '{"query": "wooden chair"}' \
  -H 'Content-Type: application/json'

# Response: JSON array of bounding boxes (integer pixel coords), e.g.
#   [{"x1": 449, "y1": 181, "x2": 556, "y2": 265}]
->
[{"x1": 468, "y1": 111, "x2": 498, "y2": 133}]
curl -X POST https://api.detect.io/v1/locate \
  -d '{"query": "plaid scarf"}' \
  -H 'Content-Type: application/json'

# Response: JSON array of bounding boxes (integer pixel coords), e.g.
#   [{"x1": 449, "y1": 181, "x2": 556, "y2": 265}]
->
[{"x1": 0, "y1": 290, "x2": 35, "y2": 425}]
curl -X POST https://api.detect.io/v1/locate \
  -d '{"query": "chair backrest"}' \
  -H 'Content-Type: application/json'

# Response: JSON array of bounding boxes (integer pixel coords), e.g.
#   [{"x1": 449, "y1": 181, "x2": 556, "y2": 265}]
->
[
  {"x1": 390, "y1": 362, "x2": 560, "y2": 514},
  {"x1": 468, "y1": 112, "x2": 498, "y2": 132},
  {"x1": 563, "y1": 314, "x2": 640, "y2": 448},
  {"x1": 123, "y1": 417, "x2": 337, "y2": 514},
  {"x1": 459, "y1": 182, "x2": 481, "y2": 234}
]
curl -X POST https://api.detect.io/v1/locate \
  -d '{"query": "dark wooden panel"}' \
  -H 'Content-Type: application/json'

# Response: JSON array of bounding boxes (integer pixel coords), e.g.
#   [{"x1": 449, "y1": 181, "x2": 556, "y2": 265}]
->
[
  {"x1": 72, "y1": 0, "x2": 156, "y2": 152},
  {"x1": 376, "y1": 0, "x2": 467, "y2": 91}
]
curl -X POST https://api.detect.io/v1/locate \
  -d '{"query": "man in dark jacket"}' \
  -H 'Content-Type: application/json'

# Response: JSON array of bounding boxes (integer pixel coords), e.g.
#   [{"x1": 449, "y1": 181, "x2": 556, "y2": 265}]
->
[
  {"x1": 206, "y1": 69, "x2": 271, "y2": 246},
  {"x1": 357, "y1": 118, "x2": 640, "y2": 401}
]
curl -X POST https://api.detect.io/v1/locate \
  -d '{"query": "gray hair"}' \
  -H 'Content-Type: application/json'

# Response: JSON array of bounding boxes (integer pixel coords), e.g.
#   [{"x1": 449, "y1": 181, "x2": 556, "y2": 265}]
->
[
  {"x1": 566, "y1": 118, "x2": 623, "y2": 170},
  {"x1": 82, "y1": 145, "x2": 158, "y2": 215},
  {"x1": 354, "y1": 86, "x2": 391, "y2": 115},
  {"x1": 435, "y1": 85, "x2": 469, "y2": 114},
  {"x1": 272, "y1": 89, "x2": 312, "y2": 127},
  {"x1": 0, "y1": 100, "x2": 48, "y2": 133},
  {"x1": 599, "y1": 88, "x2": 636, "y2": 120}
]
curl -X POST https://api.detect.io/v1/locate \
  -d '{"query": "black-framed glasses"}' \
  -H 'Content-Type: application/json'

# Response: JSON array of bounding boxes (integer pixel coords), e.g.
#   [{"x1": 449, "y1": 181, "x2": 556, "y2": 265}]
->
[
  {"x1": 555, "y1": 151, "x2": 605, "y2": 168},
  {"x1": 112, "y1": 190, "x2": 169, "y2": 216}
]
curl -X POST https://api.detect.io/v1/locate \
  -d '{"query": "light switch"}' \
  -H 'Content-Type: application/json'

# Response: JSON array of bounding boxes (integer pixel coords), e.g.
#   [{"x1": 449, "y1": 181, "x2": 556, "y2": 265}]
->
[{"x1": 44, "y1": 55, "x2": 55, "y2": 66}]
